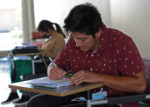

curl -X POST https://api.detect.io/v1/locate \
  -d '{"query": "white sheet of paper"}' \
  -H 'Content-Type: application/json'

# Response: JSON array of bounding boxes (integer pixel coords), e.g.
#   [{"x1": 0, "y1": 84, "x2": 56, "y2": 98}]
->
[{"x1": 30, "y1": 77, "x2": 71, "y2": 88}]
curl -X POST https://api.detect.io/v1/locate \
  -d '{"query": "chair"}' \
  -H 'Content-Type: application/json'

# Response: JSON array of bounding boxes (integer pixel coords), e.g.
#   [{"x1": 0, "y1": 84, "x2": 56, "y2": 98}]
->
[{"x1": 143, "y1": 59, "x2": 150, "y2": 105}]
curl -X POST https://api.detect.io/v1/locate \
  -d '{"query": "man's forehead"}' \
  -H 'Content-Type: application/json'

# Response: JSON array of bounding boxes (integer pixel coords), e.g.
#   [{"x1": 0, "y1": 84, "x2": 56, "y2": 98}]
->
[{"x1": 72, "y1": 32, "x2": 92, "y2": 39}]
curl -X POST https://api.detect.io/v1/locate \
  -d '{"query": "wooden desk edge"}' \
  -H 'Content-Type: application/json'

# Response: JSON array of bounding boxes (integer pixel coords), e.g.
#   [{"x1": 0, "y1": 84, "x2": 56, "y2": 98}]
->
[
  {"x1": 65, "y1": 83, "x2": 103, "y2": 96},
  {"x1": 9, "y1": 83, "x2": 103, "y2": 97},
  {"x1": 9, "y1": 84, "x2": 63, "y2": 97}
]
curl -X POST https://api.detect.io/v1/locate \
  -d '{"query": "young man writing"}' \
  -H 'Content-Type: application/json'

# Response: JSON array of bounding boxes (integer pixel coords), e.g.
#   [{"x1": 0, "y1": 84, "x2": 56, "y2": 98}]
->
[{"x1": 27, "y1": 3, "x2": 146, "y2": 107}]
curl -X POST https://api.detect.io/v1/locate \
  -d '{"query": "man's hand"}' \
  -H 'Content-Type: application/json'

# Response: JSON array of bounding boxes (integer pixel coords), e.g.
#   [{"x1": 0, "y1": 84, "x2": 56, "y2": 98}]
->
[
  {"x1": 69, "y1": 70, "x2": 101, "y2": 86},
  {"x1": 48, "y1": 66, "x2": 66, "y2": 80}
]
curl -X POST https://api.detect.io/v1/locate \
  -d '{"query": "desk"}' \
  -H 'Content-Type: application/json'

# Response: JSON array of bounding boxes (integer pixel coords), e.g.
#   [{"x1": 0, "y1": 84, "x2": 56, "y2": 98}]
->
[
  {"x1": 9, "y1": 77, "x2": 150, "y2": 107},
  {"x1": 9, "y1": 77, "x2": 103, "y2": 107},
  {"x1": 9, "y1": 77, "x2": 103, "y2": 97}
]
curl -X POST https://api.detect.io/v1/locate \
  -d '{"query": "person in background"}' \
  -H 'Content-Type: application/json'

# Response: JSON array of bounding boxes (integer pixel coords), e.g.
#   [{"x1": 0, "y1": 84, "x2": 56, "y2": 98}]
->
[
  {"x1": 38, "y1": 20, "x2": 66, "y2": 59},
  {"x1": 27, "y1": 3, "x2": 147, "y2": 107},
  {"x1": 1, "y1": 20, "x2": 65, "y2": 106}
]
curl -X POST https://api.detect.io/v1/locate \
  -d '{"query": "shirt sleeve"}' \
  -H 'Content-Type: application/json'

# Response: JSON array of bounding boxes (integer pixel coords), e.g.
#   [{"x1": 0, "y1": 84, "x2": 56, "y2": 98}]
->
[
  {"x1": 116, "y1": 36, "x2": 145, "y2": 76},
  {"x1": 54, "y1": 39, "x2": 71, "y2": 71}
]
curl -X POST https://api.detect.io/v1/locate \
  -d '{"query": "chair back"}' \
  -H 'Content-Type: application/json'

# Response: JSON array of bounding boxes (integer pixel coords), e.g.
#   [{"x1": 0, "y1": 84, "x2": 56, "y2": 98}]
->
[{"x1": 143, "y1": 59, "x2": 150, "y2": 104}]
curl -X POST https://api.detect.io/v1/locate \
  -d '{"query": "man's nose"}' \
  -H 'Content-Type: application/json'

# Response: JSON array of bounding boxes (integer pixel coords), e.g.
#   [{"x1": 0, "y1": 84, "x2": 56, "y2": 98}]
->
[{"x1": 76, "y1": 40, "x2": 82, "y2": 47}]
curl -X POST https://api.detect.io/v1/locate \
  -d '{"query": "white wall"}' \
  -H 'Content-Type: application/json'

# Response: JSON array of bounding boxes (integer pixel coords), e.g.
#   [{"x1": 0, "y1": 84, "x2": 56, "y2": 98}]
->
[
  {"x1": 34, "y1": 0, "x2": 111, "y2": 29},
  {"x1": 0, "y1": 0, "x2": 22, "y2": 32},
  {"x1": 0, "y1": 9, "x2": 16, "y2": 31},
  {"x1": 110, "y1": 0, "x2": 150, "y2": 59}
]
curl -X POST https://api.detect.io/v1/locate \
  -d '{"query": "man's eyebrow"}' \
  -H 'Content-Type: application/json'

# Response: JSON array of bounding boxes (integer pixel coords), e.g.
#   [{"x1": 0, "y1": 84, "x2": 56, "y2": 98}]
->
[
  {"x1": 73, "y1": 37, "x2": 87, "y2": 41},
  {"x1": 72, "y1": 36, "x2": 87, "y2": 39}
]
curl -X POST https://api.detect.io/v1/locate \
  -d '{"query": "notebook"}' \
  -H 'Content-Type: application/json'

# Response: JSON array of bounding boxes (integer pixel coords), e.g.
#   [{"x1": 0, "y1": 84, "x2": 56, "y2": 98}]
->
[{"x1": 31, "y1": 77, "x2": 71, "y2": 88}]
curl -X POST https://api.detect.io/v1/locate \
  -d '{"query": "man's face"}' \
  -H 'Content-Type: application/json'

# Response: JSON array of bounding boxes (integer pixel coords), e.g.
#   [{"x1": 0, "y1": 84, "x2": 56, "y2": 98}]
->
[{"x1": 72, "y1": 32, "x2": 100, "y2": 52}]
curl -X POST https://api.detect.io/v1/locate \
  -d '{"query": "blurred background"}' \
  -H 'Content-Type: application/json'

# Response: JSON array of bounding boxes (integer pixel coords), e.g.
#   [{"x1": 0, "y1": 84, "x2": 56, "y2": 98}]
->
[{"x1": 0, "y1": 0, "x2": 150, "y2": 58}]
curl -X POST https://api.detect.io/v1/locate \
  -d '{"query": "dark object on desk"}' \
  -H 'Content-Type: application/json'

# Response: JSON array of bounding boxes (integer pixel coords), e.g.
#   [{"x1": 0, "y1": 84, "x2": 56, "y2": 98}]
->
[{"x1": 12, "y1": 46, "x2": 39, "y2": 54}]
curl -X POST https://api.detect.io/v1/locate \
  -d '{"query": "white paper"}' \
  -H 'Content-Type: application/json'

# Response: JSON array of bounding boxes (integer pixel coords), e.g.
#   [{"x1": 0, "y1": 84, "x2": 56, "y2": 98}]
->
[{"x1": 31, "y1": 77, "x2": 71, "y2": 88}]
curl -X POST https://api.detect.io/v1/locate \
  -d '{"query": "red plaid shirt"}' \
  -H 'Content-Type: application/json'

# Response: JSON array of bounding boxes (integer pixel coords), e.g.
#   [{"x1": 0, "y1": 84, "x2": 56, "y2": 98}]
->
[{"x1": 55, "y1": 24, "x2": 145, "y2": 107}]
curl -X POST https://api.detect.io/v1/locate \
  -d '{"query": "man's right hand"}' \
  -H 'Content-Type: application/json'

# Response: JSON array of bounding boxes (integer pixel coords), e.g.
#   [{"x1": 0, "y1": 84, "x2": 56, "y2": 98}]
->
[{"x1": 48, "y1": 66, "x2": 66, "y2": 80}]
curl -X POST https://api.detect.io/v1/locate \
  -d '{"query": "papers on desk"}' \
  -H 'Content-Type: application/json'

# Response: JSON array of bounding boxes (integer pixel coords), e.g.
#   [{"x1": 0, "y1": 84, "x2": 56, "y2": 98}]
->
[{"x1": 31, "y1": 77, "x2": 71, "y2": 88}]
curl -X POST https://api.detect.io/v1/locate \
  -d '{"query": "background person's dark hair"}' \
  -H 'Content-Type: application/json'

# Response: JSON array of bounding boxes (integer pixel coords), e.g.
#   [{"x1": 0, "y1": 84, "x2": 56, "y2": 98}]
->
[
  {"x1": 64, "y1": 3, "x2": 103, "y2": 38},
  {"x1": 38, "y1": 20, "x2": 66, "y2": 38}
]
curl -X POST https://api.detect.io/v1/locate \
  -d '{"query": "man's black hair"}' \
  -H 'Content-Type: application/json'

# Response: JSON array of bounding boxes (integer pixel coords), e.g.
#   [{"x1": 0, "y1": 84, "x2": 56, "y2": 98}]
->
[{"x1": 63, "y1": 3, "x2": 103, "y2": 38}]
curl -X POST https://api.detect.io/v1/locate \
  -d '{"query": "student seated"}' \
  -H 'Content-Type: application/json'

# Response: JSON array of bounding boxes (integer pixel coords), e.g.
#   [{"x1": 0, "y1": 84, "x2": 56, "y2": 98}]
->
[
  {"x1": 37, "y1": 20, "x2": 65, "y2": 58},
  {"x1": 33, "y1": 20, "x2": 66, "y2": 74},
  {"x1": 26, "y1": 3, "x2": 146, "y2": 107}
]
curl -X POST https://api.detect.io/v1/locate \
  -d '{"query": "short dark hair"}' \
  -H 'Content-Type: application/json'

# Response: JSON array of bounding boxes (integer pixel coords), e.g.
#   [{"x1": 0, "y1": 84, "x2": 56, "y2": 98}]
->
[
  {"x1": 38, "y1": 20, "x2": 66, "y2": 38},
  {"x1": 63, "y1": 3, "x2": 103, "y2": 37}
]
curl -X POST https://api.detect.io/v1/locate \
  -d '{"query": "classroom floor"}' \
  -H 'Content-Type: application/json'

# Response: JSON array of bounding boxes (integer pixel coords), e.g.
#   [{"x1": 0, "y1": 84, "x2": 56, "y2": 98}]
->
[{"x1": 0, "y1": 59, "x2": 25, "y2": 107}]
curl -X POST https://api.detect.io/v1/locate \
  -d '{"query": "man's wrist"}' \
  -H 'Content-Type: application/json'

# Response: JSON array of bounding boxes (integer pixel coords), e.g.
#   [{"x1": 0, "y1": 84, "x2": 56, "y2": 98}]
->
[{"x1": 97, "y1": 73, "x2": 104, "y2": 83}]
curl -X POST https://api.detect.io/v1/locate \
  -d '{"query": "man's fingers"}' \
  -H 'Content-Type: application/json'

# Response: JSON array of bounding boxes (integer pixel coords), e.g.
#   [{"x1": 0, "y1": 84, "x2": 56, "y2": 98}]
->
[
  {"x1": 70, "y1": 75, "x2": 87, "y2": 85},
  {"x1": 71, "y1": 71, "x2": 86, "y2": 81}
]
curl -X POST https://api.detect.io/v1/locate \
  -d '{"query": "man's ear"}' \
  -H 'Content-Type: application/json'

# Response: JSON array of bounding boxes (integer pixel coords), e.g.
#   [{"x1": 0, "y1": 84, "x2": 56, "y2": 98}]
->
[{"x1": 95, "y1": 28, "x2": 102, "y2": 38}]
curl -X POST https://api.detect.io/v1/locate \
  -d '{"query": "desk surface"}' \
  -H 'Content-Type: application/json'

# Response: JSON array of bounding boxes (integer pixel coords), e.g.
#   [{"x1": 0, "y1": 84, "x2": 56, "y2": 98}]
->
[{"x1": 9, "y1": 77, "x2": 103, "y2": 97}]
